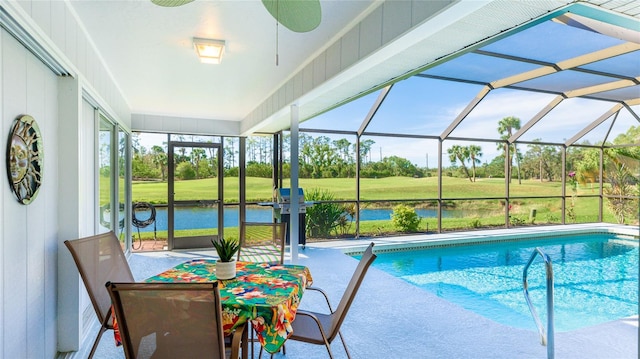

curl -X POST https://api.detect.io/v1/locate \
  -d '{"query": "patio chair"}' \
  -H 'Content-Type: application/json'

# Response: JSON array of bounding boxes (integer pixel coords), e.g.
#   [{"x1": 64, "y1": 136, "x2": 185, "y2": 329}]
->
[
  {"x1": 286, "y1": 242, "x2": 377, "y2": 359},
  {"x1": 106, "y1": 281, "x2": 247, "y2": 359},
  {"x1": 238, "y1": 222, "x2": 287, "y2": 264},
  {"x1": 64, "y1": 231, "x2": 135, "y2": 358}
]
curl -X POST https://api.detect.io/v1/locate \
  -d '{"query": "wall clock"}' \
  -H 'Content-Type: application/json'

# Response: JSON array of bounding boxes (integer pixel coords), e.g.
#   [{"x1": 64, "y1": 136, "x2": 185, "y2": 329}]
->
[{"x1": 6, "y1": 115, "x2": 43, "y2": 204}]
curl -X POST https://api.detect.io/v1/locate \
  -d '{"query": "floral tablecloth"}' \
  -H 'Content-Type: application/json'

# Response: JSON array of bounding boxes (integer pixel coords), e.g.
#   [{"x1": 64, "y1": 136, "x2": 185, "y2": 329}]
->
[{"x1": 145, "y1": 259, "x2": 313, "y2": 354}]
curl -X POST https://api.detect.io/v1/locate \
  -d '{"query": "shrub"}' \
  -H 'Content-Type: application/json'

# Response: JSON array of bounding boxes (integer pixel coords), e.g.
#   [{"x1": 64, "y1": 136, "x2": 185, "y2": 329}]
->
[
  {"x1": 176, "y1": 161, "x2": 196, "y2": 180},
  {"x1": 246, "y1": 162, "x2": 272, "y2": 178},
  {"x1": 604, "y1": 163, "x2": 638, "y2": 224},
  {"x1": 224, "y1": 167, "x2": 239, "y2": 177},
  {"x1": 305, "y1": 188, "x2": 348, "y2": 238},
  {"x1": 391, "y1": 204, "x2": 421, "y2": 232}
]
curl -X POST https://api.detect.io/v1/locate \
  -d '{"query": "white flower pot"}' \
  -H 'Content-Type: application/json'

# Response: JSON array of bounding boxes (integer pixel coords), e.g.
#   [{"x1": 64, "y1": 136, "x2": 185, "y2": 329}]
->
[{"x1": 216, "y1": 260, "x2": 236, "y2": 280}]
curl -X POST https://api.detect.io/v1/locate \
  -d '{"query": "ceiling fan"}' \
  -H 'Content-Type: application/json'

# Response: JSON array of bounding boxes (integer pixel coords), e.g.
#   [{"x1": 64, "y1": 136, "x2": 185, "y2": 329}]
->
[{"x1": 151, "y1": 0, "x2": 321, "y2": 33}]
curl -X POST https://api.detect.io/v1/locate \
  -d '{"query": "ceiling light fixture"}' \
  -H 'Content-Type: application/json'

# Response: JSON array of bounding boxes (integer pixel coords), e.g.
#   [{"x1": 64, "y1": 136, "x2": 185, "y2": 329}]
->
[{"x1": 193, "y1": 38, "x2": 225, "y2": 64}]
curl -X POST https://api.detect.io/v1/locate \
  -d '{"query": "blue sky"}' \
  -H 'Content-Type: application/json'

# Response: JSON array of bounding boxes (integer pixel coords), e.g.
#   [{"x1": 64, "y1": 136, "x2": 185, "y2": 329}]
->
[
  {"x1": 300, "y1": 16, "x2": 639, "y2": 168},
  {"x1": 136, "y1": 15, "x2": 638, "y2": 169}
]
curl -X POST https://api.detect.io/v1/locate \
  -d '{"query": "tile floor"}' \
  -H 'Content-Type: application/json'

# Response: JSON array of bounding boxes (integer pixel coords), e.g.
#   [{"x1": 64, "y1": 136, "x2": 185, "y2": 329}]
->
[{"x1": 85, "y1": 224, "x2": 638, "y2": 359}]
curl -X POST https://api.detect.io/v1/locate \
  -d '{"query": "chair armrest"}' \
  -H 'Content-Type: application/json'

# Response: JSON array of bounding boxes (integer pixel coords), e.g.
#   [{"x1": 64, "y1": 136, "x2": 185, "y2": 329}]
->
[{"x1": 305, "y1": 286, "x2": 334, "y2": 312}]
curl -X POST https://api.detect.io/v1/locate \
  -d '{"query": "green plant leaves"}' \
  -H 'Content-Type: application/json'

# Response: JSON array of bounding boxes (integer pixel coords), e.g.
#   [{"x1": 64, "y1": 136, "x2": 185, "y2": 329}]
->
[{"x1": 211, "y1": 238, "x2": 239, "y2": 262}]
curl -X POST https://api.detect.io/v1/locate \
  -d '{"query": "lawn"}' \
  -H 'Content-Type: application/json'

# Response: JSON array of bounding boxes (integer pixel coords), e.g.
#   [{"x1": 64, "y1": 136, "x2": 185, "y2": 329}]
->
[
  {"x1": 124, "y1": 176, "x2": 632, "y2": 240},
  {"x1": 131, "y1": 176, "x2": 603, "y2": 203}
]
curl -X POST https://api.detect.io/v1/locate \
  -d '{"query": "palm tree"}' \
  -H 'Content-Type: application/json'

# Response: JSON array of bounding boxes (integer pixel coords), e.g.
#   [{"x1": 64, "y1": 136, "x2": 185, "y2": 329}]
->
[
  {"x1": 497, "y1": 116, "x2": 522, "y2": 184},
  {"x1": 468, "y1": 145, "x2": 482, "y2": 182},
  {"x1": 151, "y1": 145, "x2": 167, "y2": 181},
  {"x1": 190, "y1": 148, "x2": 206, "y2": 179},
  {"x1": 447, "y1": 145, "x2": 472, "y2": 182},
  {"x1": 333, "y1": 138, "x2": 352, "y2": 162},
  {"x1": 359, "y1": 139, "x2": 375, "y2": 164}
]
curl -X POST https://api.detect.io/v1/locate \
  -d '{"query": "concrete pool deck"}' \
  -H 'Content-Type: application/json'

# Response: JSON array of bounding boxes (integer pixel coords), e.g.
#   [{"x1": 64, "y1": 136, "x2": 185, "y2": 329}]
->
[{"x1": 88, "y1": 223, "x2": 638, "y2": 359}]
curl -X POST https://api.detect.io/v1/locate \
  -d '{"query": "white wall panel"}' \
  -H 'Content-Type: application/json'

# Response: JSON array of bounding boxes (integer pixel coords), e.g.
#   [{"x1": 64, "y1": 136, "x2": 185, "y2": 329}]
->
[
  {"x1": 382, "y1": 0, "x2": 413, "y2": 44},
  {"x1": 340, "y1": 25, "x2": 360, "y2": 71},
  {"x1": 359, "y1": 5, "x2": 383, "y2": 59},
  {"x1": 312, "y1": 51, "x2": 326, "y2": 88},
  {"x1": 43, "y1": 58, "x2": 59, "y2": 356},
  {"x1": 179, "y1": 117, "x2": 198, "y2": 133},
  {"x1": 76, "y1": 32, "x2": 87, "y2": 80},
  {"x1": 1, "y1": 1, "x2": 135, "y2": 356},
  {"x1": 84, "y1": 39, "x2": 96, "y2": 86},
  {"x1": 413, "y1": 0, "x2": 455, "y2": 25},
  {"x1": 25, "y1": 48, "x2": 47, "y2": 359},
  {"x1": 16, "y1": 0, "x2": 32, "y2": 16},
  {"x1": 131, "y1": 113, "x2": 240, "y2": 136},
  {"x1": 2, "y1": 28, "x2": 59, "y2": 358},
  {"x1": 2, "y1": 29, "x2": 29, "y2": 359},
  {"x1": 277, "y1": 86, "x2": 286, "y2": 110},
  {"x1": 285, "y1": 80, "x2": 294, "y2": 107},
  {"x1": 81, "y1": 100, "x2": 95, "y2": 237},
  {"x1": 302, "y1": 64, "x2": 313, "y2": 95},
  {"x1": 57, "y1": 75, "x2": 83, "y2": 353},
  {"x1": 64, "y1": 7, "x2": 78, "y2": 68},
  {"x1": 325, "y1": 41, "x2": 341, "y2": 80},
  {"x1": 196, "y1": 119, "x2": 217, "y2": 134},
  {"x1": 22, "y1": 1, "x2": 132, "y2": 127},
  {"x1": 78, "y1": 99, "x2": 95, "y2": 320},
  {"x1": 49, "y1": 1, "x2": 66, "y2": 57},
  {"x1": 30, "y1": 0, "x2": 51, "y2": 36}
]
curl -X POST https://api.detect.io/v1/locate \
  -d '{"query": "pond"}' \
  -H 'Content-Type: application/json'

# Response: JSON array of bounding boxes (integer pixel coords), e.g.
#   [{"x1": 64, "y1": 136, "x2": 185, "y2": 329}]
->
[{"x1": 131, "y1": 206, "x2": 473, "y2": 232}]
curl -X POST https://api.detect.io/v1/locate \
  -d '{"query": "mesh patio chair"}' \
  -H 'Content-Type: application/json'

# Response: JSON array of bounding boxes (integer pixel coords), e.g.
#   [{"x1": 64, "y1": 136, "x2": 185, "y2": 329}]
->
[
  {"x1": 106, "y1": 281, "x2": 247, "y2": 359},
  {"x1": 64, "y1": 231, "x2": 135, "y2": 358},
  {"x1": 238, "y1": 222, "x2": 287, "y2": 264},
  {"x1": 286, "y1": 242, "x2": 377, "y2": 359}
]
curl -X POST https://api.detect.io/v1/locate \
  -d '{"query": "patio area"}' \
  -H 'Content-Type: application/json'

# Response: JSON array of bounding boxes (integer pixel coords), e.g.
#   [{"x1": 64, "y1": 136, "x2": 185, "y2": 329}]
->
[{"x1": 86, "y1": 225, "x2": 638, "y2": 359}]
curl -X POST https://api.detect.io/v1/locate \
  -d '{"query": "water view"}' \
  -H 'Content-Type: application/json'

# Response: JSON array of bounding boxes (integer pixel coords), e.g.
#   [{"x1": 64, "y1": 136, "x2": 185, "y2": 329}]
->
[{"x1": 132, "y1": 206, "x2": 472, "y2": 232}]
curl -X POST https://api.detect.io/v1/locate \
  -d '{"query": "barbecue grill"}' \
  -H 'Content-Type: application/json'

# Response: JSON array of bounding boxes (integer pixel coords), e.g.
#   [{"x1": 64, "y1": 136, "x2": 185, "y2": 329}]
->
[{"x1": 259, "y1": 188, "x2": 313, "y2": 246}]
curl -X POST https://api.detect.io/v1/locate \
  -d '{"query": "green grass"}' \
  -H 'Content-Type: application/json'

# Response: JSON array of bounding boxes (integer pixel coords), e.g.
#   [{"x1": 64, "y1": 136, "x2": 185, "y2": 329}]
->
[
  {"x1": 125, "y1": 175, "x2": 634, "y2": 240},
  {"x1": 132, "y1": 176, "x2": 608, "y2": 203}
]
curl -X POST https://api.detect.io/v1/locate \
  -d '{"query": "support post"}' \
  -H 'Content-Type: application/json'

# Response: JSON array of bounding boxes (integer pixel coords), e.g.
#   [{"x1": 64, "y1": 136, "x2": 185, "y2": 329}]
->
[{"x1": 289, "y1": 104, "x2": 300, "y2": 263}]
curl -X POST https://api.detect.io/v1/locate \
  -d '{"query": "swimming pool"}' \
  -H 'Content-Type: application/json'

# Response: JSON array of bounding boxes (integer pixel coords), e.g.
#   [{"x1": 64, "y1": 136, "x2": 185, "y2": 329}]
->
[{"x1": 360, "y1": 232, "x2": 639, "y2": 332}]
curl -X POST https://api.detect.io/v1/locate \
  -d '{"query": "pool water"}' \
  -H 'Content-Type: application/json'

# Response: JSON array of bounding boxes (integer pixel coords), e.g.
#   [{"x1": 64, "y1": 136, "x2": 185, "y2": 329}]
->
[{"x1": 364, "y1": 233, "x2": 639, "y2": 332}]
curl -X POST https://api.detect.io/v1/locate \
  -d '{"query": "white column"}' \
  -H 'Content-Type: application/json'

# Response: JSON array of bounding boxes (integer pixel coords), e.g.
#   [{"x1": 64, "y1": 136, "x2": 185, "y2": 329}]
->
[
  {"x1": 57, "y1": 76, "x2": 83, "y2": 351},
  {"x1": 289, "y1": 104, "x2": 299, "y2": 263}
]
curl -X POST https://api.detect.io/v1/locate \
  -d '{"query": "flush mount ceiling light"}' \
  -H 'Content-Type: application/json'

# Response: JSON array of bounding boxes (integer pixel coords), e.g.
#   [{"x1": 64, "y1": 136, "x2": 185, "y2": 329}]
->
[{"x1": 193, "y1": 38, "x2": 225, "y2": 64}]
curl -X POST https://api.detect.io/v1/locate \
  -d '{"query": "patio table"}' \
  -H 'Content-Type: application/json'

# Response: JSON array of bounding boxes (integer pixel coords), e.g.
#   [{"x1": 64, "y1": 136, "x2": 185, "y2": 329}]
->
[{"x1": 143, "y1": 259, "x2": 313, "y2": 354}]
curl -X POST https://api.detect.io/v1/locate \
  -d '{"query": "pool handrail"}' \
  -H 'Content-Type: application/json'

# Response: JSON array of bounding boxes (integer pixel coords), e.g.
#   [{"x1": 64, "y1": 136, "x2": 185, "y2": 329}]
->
[{"x1": 522, "y1": 247, "x2": 554, "y2": 359}]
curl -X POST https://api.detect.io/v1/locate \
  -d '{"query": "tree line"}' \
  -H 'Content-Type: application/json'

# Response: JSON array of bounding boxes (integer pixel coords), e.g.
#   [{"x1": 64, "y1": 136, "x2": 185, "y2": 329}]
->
[{"x1": 130, "y1": 120, "x2": 639, "y2": 188}]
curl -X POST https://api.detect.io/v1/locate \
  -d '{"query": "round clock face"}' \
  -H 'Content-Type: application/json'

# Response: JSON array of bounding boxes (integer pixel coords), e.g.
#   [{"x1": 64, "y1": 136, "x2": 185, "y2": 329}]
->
[{"x1": 7, "y1": 115, "x2": 43, "y2": 204}]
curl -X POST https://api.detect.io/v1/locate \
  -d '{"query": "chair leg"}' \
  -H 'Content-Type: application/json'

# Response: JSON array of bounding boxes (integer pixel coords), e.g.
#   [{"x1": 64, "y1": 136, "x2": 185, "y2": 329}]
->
[
  {"x1": 231, "y1": 324, "x2": 248, "y2": 359},
  {"x1": 242, "y1": 325, "x2": 249, "y2": 359},
  {"x1": 323, "y1": 339, "x2": 335, "y2": 359},
  {"x1": 337, "y1": 331, "x2": 351, "y2": 359},
  {"x1": 88, "y1": 326, "x2": 108, "y2": 359},
  {"x1": 250, "y1": 327, "x2": 254, "y2": 359}
]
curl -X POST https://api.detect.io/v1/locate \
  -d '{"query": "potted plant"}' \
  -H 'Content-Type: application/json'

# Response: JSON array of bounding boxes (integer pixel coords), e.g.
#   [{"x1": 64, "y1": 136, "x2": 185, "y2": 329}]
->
[{"x1": 211, "y1": 238, "x2": 240, "y2": 280}]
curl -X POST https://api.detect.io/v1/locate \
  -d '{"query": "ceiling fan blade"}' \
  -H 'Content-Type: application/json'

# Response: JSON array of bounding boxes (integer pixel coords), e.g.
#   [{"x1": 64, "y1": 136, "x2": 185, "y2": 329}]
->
[
  {"x1": 151, "y1": 0, "x2": 194, "y2": 7},
  {"x1": 262, "y1": 0, "x2": 321, "y2": 33}
]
